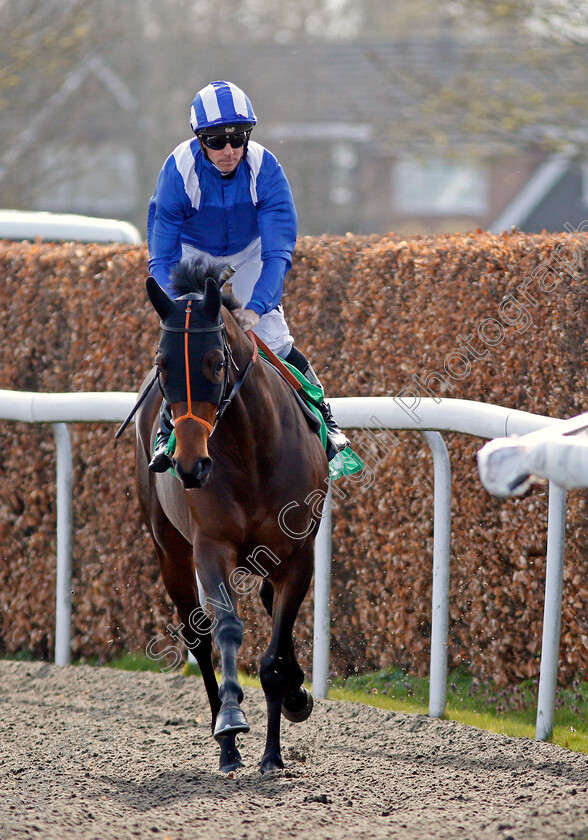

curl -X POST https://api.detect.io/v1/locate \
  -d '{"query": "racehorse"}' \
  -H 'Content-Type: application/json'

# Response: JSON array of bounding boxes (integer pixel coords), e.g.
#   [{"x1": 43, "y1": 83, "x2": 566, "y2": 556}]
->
[{"x1": 135, "y1": 259, "x2": 328, "y2": 773}]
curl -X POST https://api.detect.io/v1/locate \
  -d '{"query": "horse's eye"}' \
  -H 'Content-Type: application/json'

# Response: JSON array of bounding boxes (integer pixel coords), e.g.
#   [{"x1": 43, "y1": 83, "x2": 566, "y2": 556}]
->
[{"x1": 203, "y1": 349, "x2": 225, "y2": 384}]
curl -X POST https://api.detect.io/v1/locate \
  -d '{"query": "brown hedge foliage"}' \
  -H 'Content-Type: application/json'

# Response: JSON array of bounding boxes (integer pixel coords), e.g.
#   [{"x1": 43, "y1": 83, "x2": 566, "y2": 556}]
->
[{"x1": 0, "y1": 232, "x2": 586, "y2": 686}]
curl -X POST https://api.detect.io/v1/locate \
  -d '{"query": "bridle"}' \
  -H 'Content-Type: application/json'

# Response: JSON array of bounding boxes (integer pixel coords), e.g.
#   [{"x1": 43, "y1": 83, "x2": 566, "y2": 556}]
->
[{"x1": 158, "y1": 299, "x2": 258, "y2": 438}]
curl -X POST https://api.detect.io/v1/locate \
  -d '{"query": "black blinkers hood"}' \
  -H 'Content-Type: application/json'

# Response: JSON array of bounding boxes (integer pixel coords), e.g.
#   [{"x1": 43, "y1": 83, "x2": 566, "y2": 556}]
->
[{"x1": 146, "y1": 276, "x2": 226, "y2": 406}]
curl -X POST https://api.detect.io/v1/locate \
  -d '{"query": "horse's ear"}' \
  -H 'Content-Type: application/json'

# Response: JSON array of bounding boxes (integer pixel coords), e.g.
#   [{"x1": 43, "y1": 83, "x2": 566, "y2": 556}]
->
[
  {"x1": 146, "y1": 276, "x2": 174, "y2": 320},
  {"x1": 202, "y1": 276, "x2": 222, "y2": 318}
]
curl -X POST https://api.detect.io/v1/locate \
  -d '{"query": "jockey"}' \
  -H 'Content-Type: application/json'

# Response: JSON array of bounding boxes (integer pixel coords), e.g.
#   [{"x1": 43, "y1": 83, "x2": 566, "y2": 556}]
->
[{"x1": 147, "y1": 79, "x2": 349, "y2": 471}]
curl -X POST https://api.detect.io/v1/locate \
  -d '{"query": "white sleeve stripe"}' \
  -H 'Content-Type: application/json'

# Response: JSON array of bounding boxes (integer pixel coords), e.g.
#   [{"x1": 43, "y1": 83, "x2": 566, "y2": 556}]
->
[
  {"x1": 172, "y1": 141, "x2": 201, "y2": 210},
  {"x1": 247, "y1": 142, "x2": 264, "y2": 205}
]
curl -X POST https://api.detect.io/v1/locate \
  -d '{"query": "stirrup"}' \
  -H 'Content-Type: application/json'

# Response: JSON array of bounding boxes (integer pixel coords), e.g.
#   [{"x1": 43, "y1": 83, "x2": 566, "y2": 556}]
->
[
  {"x1": 320, "y1": 403, "x2": 350, "y2": 459},
  {"x1": 148, "y1": 429, "x2": 173, "y2": 473},
  {"x1": 325, "y1": 427, "x2": 350, "y2": 461}
]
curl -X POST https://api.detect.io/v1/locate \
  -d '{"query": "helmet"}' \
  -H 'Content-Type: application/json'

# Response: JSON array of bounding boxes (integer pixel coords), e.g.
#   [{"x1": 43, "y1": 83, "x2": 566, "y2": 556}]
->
[{"x1": 190, "y1": 81, "x2": 257, "y2": 135}]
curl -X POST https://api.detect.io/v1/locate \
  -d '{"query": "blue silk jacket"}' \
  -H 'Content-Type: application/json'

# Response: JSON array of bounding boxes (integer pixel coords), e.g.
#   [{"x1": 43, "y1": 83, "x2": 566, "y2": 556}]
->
[{"x1": 147, "y1": 138, "x2": 297, "y2": 315}]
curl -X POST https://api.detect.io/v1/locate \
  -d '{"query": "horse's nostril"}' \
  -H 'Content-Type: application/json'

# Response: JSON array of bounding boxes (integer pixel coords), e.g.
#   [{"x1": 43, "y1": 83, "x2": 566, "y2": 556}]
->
[
  {"x1": 197, "y1": 457, "x2": 212, "y2": 479},
  {"x1": 176, "y1": 457, "x2": 212, "y2": 489}
]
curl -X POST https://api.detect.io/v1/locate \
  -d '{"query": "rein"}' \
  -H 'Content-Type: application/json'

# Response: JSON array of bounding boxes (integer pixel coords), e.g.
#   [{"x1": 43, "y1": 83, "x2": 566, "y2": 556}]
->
[
  {"x1": 114, "y1": 368, "x2": 159, "y2": 441},
  {"x1": 213, "y1": 329, "x2": 258, "y2": 428}
]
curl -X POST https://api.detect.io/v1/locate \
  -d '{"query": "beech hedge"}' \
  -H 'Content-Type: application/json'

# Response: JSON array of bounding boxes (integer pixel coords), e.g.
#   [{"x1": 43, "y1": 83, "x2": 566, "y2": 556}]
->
[{"x1": 0, "y1": 231, "x2": 586, "y2": 686}]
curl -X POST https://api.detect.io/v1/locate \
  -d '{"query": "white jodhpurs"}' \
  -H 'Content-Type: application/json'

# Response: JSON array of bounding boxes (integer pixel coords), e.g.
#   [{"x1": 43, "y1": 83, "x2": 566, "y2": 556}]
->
[{"x1": 181, "y1": 239, "x2": 294, "y2": 355}]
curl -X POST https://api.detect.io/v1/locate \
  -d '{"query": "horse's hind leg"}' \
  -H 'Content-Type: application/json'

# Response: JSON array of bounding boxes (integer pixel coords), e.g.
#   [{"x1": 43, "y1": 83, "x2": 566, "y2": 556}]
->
[
  {"x1": 148, "y1": 515, "x2": 219, "y2": 703},
  {"x1": 259, "y1": 539, "x2": 314, "y2": 773},
  {"x1": 259, "y1": 578, "x2": 274, "y2": 618},
  {"x1": 280, "y1": 642, "x2": 313, "y2": 723}
]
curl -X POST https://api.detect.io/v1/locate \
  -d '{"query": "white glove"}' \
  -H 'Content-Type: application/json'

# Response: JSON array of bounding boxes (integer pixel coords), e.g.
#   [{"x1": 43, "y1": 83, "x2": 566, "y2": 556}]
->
[{"x1": 233, "y1": 308, "x2": 261, "y2": 332}]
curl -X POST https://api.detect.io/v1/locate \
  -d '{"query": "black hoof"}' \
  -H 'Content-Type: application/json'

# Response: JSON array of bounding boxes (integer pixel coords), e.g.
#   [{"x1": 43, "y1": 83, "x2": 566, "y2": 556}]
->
[
  {"x1": 260, "y1": 754, "x2": 284, "y2": 774},
  {"x1": 218, "y1": 732, "x2": 244, "y2": 773},
  {"x1": 219, "y1": 756, "x2": 244, "y2": 774},
  {"x1": 213, "y1": 704, "x2": 250, "y2": 742},
  {"x1": 282, "y1": 686, "x2": 314, "y2": 723}
]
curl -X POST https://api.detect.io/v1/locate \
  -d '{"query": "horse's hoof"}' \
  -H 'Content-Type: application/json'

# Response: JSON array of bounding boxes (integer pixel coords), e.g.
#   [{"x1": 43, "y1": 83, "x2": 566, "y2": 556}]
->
[
  {"x1": 219, "y1": 757, "x2": 244, "y2": 774},
  {"x1": 260, "y1": 753, "x2": 284, "y2": 774},
  {"x1": 219, "y1": 735, "x2": 244, "y2": 773},
  {"x1": 282, "y1": 686, "x2": 314, "y2": 723},
  {"x1": 213, "y1": 705, "x2": 250, "y2": 741}
]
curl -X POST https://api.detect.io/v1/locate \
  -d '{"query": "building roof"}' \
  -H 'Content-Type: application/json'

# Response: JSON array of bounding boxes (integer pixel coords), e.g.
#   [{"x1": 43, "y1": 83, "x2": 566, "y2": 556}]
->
[{"x1": 216, "y1": 38, "x2": 588, "y2": 156}]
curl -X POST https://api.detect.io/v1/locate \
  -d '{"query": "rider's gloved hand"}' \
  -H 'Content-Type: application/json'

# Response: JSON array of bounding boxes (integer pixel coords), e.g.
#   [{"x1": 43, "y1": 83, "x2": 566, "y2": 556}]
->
[{"x1": 233, "y1": 308, "x2": 260, "y2": 332}]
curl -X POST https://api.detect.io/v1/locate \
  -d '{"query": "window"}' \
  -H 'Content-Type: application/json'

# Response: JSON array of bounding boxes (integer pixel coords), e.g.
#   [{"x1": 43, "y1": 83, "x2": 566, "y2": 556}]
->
[
  {"x1": 34, "y1": 143, "x2": 138, "y2": 216},
  {"x1": 330, "y1": 142, "x2": 358, "y2": 206},
  {"x1": 394, "y1": 159, "x2": 488, "y2": 215}
]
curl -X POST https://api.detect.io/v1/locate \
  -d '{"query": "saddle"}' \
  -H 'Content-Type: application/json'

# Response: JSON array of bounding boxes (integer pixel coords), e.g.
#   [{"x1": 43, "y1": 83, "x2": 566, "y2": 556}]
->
[{"x1": 255, "y1": 344, "x2": 325, "y2": 442}]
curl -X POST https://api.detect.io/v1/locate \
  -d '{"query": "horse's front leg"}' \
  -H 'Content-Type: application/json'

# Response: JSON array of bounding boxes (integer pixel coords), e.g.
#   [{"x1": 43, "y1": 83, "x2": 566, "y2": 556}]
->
[
  {"x1": 178, "y1": 603, "x2": 245, "y2": 773},
  {"x1": 194, "y1": 538, "x2": 249, "y2": 770},
  {"x1": 259, "y1": 540, "x2": 314, "y2": 773},
  {"x1": 145, "y1": 511, "x2": 222, "y2": 727}
]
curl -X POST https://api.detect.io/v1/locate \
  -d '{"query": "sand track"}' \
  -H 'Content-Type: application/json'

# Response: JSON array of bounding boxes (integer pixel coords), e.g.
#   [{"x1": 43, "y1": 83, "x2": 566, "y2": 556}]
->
[{"x1": 0, "y1": 661, "x2": 586, "y2": 840}]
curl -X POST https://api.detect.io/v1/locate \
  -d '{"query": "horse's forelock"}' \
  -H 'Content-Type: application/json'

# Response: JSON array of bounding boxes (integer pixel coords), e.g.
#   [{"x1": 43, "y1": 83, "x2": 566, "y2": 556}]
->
[{"x1": 169, "y1": 257, "x2": 225, "y2": 297}]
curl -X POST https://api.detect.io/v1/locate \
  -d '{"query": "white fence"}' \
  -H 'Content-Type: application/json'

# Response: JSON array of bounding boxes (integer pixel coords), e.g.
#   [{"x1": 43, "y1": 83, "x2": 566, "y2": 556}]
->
[
  {"x1": 476, "y1": 415, "x2": 588, "y2": 741},
  {"x1": 0, "y1": 390, "x2": 576, "y2": 741}
]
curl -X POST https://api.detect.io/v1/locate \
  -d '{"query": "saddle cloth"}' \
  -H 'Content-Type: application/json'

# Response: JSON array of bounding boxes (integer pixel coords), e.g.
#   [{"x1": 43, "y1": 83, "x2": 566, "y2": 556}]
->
[{"x1": 258, "y1": 350, "x2": 365, "y2": 481}]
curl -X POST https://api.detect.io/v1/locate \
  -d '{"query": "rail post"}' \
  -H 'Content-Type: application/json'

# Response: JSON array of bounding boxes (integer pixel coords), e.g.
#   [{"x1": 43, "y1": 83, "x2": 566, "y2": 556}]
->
[
  {"x1": 535, "y1": 481, "x2": 567, "y2": 740},
  {"x1": 313, "y1": 485, "x2": 332, "y2": 699},
  {"x1": 421, "y1": 431, "x2": 452, "y2": 718},
  {"x1": 52, "y1": 423, "x2": 73, "y2": 666}
]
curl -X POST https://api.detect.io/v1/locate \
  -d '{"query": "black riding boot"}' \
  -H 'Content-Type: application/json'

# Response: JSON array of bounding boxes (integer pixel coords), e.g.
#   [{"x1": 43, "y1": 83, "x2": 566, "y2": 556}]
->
[
  {"x1": 148, "y1": 399, "x2": 174, "y2": 473},
  {"x1": 285, "y1": 346, "x2": 350, "y2": 460}
]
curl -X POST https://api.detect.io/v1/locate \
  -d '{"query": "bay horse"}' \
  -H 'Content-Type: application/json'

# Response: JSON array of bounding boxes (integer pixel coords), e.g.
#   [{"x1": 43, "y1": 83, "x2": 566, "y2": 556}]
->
[{"x1": 135, "y1": 260, "x2": 328, "y2": 773}]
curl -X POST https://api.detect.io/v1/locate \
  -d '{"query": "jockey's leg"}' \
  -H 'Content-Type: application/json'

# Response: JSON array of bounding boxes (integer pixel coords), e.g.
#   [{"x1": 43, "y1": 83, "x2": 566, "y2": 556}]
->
[
  {"x1": 148, "y1": 399, "x2": 174, "y2": 473},
  {"x1": 284, "y1": 345, "x2": 350, "y2": 459}
]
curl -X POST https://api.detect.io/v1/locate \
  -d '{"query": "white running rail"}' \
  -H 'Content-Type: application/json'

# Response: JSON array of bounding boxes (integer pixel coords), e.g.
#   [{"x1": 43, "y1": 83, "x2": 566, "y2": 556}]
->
[
  {"x1": 477, "y1": 412, "x2": 588, "y2": 740},
  {"x1": 0, "y1": 390, "x2": 571, "y2": 741}
]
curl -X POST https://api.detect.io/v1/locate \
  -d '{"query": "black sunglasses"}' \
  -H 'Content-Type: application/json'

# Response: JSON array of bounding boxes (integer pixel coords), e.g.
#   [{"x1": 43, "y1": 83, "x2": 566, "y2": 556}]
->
[{"x1": 200, "y1": 132, "x2": 248, "y2": 151}]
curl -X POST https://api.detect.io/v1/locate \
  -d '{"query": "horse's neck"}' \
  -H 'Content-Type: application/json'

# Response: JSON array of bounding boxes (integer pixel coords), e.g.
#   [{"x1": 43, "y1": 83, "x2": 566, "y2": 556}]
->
[
  {"x1": 225, "y1": 315, "x2": 256, "y2": 372},
  {"x1": 224, "y1": 316, "x2": 278, "y2": 431}
]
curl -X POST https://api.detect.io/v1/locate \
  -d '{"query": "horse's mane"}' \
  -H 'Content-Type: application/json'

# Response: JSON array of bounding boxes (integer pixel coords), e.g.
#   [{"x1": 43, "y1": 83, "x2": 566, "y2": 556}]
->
[{"x1": 169, "y1": 258, "x2": 240, "y2": 311}]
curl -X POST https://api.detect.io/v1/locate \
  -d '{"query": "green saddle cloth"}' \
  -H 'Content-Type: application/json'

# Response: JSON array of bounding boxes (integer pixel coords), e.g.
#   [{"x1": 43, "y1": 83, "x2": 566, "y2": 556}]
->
[
  {"x1": 258, "y1": 351, "x2": 365, "y2": 481},
  {"x1": 162, "y1": 353, "x2": 365, "y2": 482}
]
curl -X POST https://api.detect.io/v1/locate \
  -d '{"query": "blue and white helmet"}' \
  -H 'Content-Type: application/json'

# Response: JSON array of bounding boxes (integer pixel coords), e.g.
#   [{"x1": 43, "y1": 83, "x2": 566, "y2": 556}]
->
[{"x1": 190, "y1": 81, "x2": 257, "y2": 134}]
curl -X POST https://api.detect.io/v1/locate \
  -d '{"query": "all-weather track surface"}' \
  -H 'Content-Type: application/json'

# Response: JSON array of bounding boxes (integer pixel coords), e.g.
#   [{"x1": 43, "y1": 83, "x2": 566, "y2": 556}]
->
[{"x1": 0, "y1": 661, "x2": 586, "y2": 840}]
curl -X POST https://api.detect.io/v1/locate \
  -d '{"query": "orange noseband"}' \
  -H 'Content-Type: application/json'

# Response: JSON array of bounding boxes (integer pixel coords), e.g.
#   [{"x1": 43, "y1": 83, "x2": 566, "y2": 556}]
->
[{"x1": 173, "y1": 300, "x2": 215, "y2": 435}]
